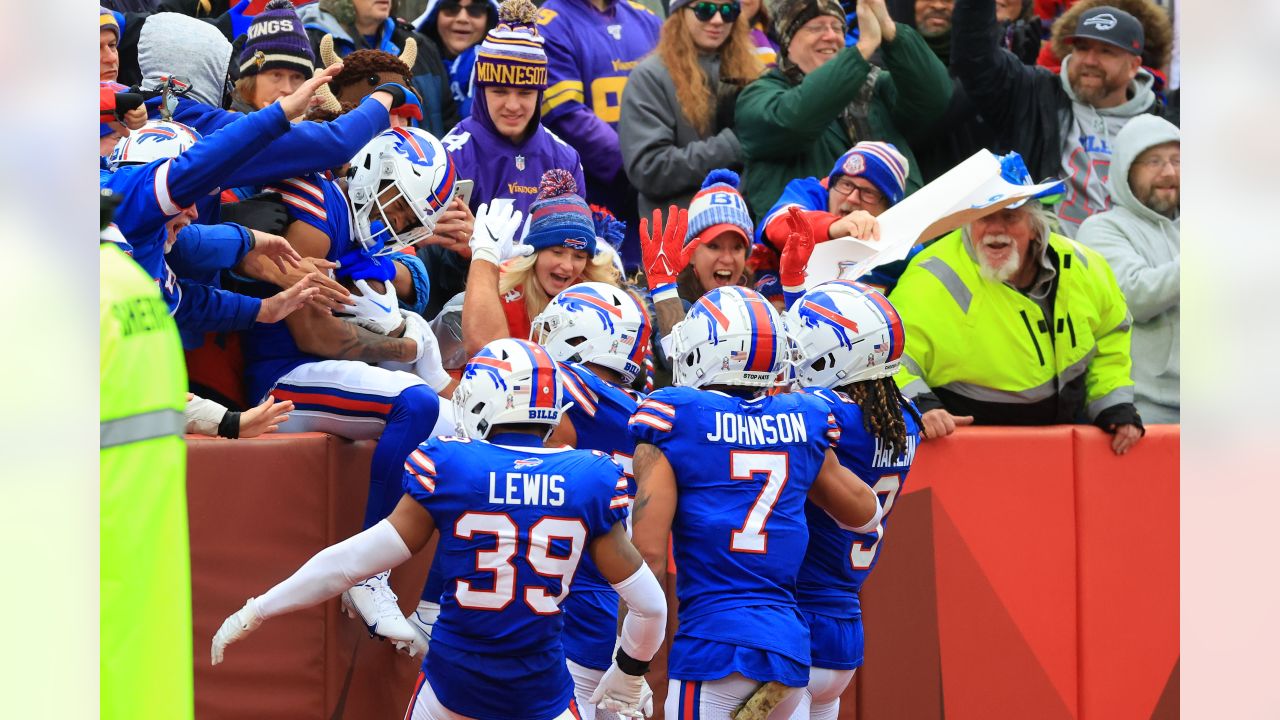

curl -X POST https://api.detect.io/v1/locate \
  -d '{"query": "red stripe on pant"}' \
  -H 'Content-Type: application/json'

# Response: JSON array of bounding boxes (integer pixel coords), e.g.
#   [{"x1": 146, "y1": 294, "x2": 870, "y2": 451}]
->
[
  {"x1": 403, "y1": 671, "x2": 427, "y2": 720},
  {"x1": 682, "y1": 680, "x2": 701, "y2": 719},
  {"x1": 568, "y1": 698, "x2": 582, "y2": 719}
]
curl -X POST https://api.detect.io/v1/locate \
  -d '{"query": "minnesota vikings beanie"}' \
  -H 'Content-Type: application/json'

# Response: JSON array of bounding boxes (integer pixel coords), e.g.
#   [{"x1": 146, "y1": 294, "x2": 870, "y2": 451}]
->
[
  {"x1": 240, "y1": 0, "x2": 315, "y2": 79},
  {"x1": 827, "y1": 141, "x2": 909, "y2": 206},
  {"x1": 474, "y1": 0, "x2": 548, "y2": 89},
  {"x1": 685, "y1": 169, "x2": 754, "y2": 253},
  {"x1": 523, "y1": 169, "x2": 598, "y2": 255}
]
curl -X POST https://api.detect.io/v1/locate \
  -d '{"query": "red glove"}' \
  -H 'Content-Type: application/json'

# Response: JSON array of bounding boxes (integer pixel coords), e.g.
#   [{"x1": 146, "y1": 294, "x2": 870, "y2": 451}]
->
[
  {"x1": 779, "y1": 206, "x2": 815, "y2": 291},
  {"x1": 640, "y1": 205, "x2": 687, "y2": 302}
]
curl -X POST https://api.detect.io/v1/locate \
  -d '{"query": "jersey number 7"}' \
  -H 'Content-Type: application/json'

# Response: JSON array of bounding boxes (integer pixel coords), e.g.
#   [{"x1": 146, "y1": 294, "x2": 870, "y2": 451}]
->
[
  {"x1": 453, "y1": 512, "x2": 588, "y2": 614},
  {"x1": 730, "y1": 451, "x2": 789, "y2": 554}
]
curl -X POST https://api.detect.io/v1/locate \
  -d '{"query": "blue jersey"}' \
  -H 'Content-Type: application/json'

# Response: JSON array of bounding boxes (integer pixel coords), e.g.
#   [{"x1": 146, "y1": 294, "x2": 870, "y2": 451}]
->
[
  {"x1": 404, "y1": 432, "x2": 628, "y2": 720},
  {"x1": 796, "y1": 387, "x2": 919, "y2": 620},
  {"x1": 242, "y1": 173, "x2": 358, "y2": 402},
  {"x1": 558, "y1": 362, "x2": 642, "y2": 669},
  {"x1": 628, "y1": 386, "x2": 840, "y2": 683}
]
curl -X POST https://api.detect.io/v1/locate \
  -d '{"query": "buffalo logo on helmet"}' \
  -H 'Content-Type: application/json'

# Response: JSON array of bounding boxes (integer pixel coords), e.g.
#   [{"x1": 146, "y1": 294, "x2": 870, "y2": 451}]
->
[
  {"x1": 798, "y1": 291, "x2": 861, "y2": 350},
  {"x1": 464, "y1": 350, "x2": 511, "y2": 391},
  {"x1": 558, "y1": 288, "x2": 621, "y2": 334},
  {"x1": 390, "y1": 128, "x2": 436, "y2": 168},
  {"x1": 135, "y1": 126, "x2": 179, "y2": 144},
  {"x1": 689, "y1": 296, "x2": 731, "y2": 346}
]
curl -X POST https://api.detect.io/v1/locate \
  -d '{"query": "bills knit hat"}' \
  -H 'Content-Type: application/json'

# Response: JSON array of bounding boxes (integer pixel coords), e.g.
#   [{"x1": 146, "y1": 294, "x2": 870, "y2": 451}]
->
[
  {"x1": 474, "y1": 0, "x2": 548, "y2": 89},
  {"x1": 685, "y1": 169, "x2": 754, "y2": 252},
  {"x1": 100, "y1": 6, "x2": 120, "y2": 38},
  {"x1": 523, "y1": 170, "x2": 598, "y2": 255},
  {"x1": 239, "y1": 0, "x2": 315, "y2": 79},
  {"x1": 828, "y1": 141, "x2": 910, "y2": 206}
]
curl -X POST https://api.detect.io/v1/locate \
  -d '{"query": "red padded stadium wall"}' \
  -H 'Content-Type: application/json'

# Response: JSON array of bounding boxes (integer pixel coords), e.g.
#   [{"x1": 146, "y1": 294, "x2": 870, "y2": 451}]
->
[{"x1": 187, "y1": 426, "x2": 1178, "y2": 720}]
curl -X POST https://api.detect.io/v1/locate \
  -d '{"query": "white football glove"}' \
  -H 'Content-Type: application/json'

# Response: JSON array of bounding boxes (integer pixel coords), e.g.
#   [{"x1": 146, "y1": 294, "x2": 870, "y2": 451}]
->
[
  {"x1": 211, "y1": 598, "x2": 265, "y2": 666},
  {"x1": 469, "y1": 200, "x2": 529, "y2": 267},
  {"x1": 402, "y1": 310, "x2": 452, "y2": 392},
  {"x1": 590, "y1": 662, "x2": 654, "y2": 718},
  {"x1": 336, "y1": 279, "x2": 401, "y2": 335}
]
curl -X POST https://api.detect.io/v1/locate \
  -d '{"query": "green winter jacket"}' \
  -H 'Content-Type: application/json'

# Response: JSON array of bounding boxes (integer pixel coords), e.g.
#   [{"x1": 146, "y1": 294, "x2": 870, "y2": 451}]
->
[{"x1": 735, "y1": 24, "x2": 952, "y2": 220}]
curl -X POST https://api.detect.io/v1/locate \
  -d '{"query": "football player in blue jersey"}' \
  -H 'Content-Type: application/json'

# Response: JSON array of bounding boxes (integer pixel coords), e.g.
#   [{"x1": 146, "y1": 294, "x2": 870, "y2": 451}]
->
[
  {"x1": 626, "y1": 248, "x2": 884, "y2": 718},
  {"x1": 414, "y1": 274, "x2": 654, "y2": 719},
  {"x1": 534, "y1": 282, "x2": 653, "y2": 718},
  {"x1": 213, "y1": 338, "x2": 668, "y2": 720},
  {"x1": 782, "y1": 279, "x2": 921, "y2": 720},
  {"x1": 241, "y1": 126, "x2": 465, "y2": 651}
]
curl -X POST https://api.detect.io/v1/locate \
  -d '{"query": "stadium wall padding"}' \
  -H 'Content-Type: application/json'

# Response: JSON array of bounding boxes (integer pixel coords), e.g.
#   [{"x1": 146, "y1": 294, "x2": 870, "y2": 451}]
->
[{"x1": 187, "y1": 425, "x2": 1179, "y2": 720}]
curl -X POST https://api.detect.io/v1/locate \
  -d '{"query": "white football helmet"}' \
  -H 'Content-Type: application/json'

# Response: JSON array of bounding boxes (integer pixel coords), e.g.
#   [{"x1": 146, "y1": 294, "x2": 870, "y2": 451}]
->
[
  {"x1": 453, "y1": 338, "x2": 566, "y2": 439},
  {"x1": 784, "y1": 280, "x2": 906, "y2": 389},
  {"x1": 531, "y1": 282, "x2": 652, "y2": 385},
  {"x1": 107, "y1": 120, "x2": 201, "y2": 170},
  {"x1": 669, "y1": 286, "x2": 792, "y2": 389},
  {"x1": 347, "y1": 127, "x2": 458, "y2": 256}
]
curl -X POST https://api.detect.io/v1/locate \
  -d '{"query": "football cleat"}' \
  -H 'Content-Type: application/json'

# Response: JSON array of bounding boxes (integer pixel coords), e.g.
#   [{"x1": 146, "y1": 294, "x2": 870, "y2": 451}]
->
[{"x1": 340, "y1": 571, "x2": 418, "y2": 644}]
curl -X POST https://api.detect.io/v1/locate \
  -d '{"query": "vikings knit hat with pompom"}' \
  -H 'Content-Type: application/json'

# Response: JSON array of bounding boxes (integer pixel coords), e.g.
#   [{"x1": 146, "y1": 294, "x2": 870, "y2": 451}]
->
[
  {"x1": 474, "y1": 0, "x2": 548, "y2": 89},
  {"x1": 240, "y1": 0, "x2": 315, "y2": 79},
  {"x1": 685, "y1": 169, "x2": 755, "y2": 253},
  {"x1": 522, "y1": 169, "x2": 598, "y2": 255},
  {"x1": 100, "y1": 6, "x2": 120, "y2": 39},
  {"x1": 827, "y1": 141, "x2": 910, "y2": 206}
]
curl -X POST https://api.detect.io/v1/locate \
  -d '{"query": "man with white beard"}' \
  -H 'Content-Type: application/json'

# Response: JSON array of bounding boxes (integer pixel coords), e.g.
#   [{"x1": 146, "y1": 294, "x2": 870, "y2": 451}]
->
[{"x1": 886, "y1": 159, "x2": 1145, "y2": 455}]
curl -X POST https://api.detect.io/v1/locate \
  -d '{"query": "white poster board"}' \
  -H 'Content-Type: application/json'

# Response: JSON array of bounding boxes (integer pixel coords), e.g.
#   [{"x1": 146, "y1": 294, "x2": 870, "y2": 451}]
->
[{"x1": 804, "y1": 151, "x2": 1062, "y2": 288}]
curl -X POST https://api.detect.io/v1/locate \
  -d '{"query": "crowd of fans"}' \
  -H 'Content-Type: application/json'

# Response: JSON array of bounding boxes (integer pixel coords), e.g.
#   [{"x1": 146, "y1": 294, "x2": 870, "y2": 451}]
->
[
  {"x1": 99, "y1": 0, "x2": 1180, "y2": 437},
  {"x1": 99, "y1": 0, "x2": 1179, "y2": 714}
]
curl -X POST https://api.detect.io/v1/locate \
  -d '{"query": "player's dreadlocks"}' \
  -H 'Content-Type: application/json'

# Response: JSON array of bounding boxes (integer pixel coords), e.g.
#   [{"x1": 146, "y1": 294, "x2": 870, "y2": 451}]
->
[{"x1": 839, "y1": 377, "x2": 922, "y2": 459}]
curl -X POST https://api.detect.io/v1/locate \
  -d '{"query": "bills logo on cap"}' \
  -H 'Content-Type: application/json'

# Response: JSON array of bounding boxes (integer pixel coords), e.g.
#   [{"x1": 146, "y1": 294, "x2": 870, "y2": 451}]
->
[
  {"x1": 842, "y1": 153, "x2": 866, "y2": 176},
  {"x1": 564, "y1": 237, "x2": 588, "y2": 250},
  {"x1": 1083, "y1": 12, "x2": 1117, "y2": 30}
]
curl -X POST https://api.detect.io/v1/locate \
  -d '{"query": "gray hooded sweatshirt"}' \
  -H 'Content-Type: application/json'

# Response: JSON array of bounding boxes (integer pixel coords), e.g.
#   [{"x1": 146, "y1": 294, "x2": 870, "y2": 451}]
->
[
  {"x1": 1055, "y1": 55, "x2": 1156, "y2": 237},
  {"x1": 138, "y1": 13, "x2": 233, "y2": 109},
  {"x1": 1076, "y1": 114, "x2": 1179, "y2": 423}
]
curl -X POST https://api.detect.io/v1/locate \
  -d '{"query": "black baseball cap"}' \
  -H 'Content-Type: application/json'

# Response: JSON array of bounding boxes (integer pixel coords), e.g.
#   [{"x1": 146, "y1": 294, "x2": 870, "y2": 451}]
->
[{"x1": 1066, "y1": 6, "x2": 1144, "y2": 56}]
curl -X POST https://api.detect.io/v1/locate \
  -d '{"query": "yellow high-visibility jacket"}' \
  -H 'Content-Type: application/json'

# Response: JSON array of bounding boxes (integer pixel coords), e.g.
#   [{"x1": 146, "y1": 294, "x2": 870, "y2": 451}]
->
[
  {"x1": 100, "y1": 243, "x2": 193, "y2": 720},
  {"x1": 889, "y1": 229, "x2": 1136, "y2": 425}
]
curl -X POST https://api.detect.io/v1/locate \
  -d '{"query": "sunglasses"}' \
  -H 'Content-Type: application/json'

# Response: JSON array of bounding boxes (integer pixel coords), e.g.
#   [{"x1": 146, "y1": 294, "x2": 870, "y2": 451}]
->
[
  {"x1": 439, "y1": 1, "x2": 489, "y2": 18},
  {"x1": 689, "y1": 1, "x2": 741, "y2": 23}
]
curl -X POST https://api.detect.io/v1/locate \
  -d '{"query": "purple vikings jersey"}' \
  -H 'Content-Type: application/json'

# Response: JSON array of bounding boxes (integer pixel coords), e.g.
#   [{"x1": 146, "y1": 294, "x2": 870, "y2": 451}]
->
[
  {"x1": 442, "y1": 115, "x2": 585, "y2": 218},
  {"x1": 628, "y1": 386, "x2": 841, "y2": 684},
  {"x1": 404, "y1": 434, "x2": 629, "y2": 720},
  {"x1": 557, "y1": 362, "x2": 643, "y2": 669},
  {"x1": 795, "y1": 386, "x2": 919, "y2": 669},
  {"x1": 242, "y1": 173, "x2": 358, "y2": 402}
]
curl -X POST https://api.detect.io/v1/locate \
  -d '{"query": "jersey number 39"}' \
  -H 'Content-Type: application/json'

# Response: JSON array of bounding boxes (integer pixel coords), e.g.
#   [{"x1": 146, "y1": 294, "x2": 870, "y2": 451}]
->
[{"x1": 453, "y1": 512, "x2": 587, "y2": 614}]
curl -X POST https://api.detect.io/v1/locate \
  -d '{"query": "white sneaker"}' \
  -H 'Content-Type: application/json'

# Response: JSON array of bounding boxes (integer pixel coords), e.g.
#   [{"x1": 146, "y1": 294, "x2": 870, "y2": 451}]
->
[{"x1": 340, "y1": 571, "x2": 418, "y2": 644}]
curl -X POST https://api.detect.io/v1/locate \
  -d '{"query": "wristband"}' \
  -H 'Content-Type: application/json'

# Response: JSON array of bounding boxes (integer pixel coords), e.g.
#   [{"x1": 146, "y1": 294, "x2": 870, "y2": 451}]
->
[
  {"x1": 218, "y1": 410, "x2": 241, "y2": 439},
  {"x1": 650, "y1": 282, "x2": 678, "y2": 305},
  {"x1": 615, "y1": 647, "x2": 651, "y2": 677}
]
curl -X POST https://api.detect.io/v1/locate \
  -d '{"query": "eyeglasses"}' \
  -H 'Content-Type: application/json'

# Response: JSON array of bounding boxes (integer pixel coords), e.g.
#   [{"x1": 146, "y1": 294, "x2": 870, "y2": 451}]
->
[
  {"x1": 439, "y1": 1, "x2": 489, "y2": 18},
  {"x1": 690, "y1": 1, "x2": 742, "y2": 23},
  {"x1": 833, "y1": 177, "x2": 883, "y2": 204},
  {"x1": 801, "y1": 19, "x2": 844, "y2": 36},
  {"x1": 1135, "y1": 155, "x2": 1181, "y2": 170}
]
